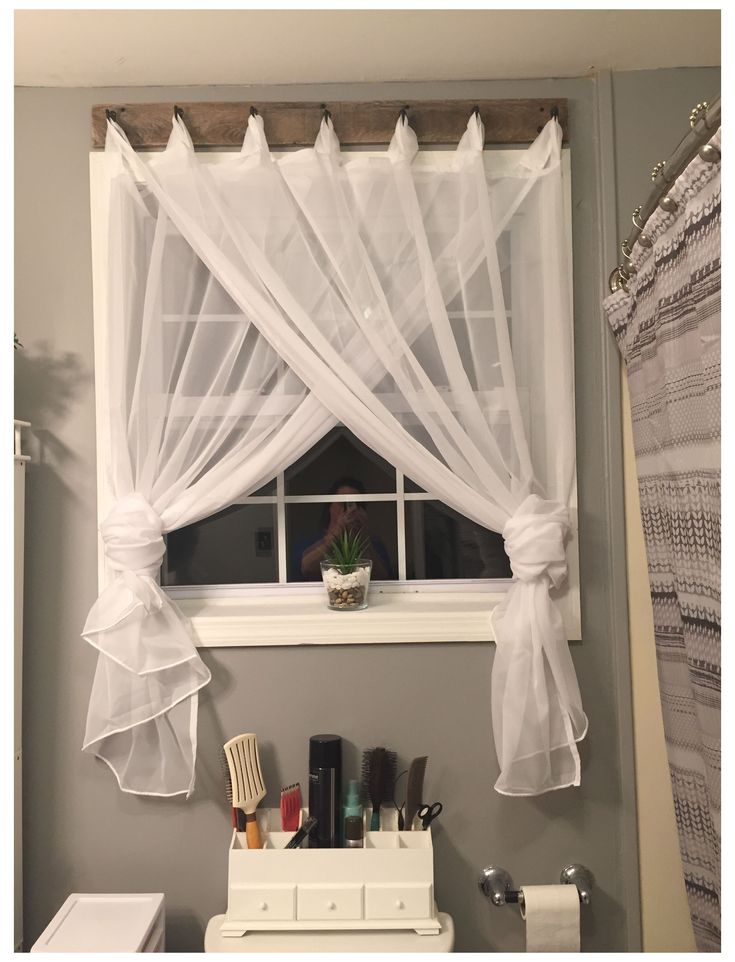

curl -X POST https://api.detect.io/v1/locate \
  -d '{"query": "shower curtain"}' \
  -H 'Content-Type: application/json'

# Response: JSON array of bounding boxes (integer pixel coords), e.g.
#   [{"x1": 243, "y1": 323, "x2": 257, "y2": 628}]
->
[{"x1": 604, "y1": 130, "x2": 721, "y2": 951}]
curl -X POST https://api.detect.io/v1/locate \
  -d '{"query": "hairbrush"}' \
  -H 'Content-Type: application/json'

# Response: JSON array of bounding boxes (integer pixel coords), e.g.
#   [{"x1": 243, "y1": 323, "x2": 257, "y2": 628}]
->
[
  {"x1": 220, "y1": 748, "x2": 237, "y2": 829},
  {"x1": 361, "y1": 746, "x2": 397, "y2": 831}
]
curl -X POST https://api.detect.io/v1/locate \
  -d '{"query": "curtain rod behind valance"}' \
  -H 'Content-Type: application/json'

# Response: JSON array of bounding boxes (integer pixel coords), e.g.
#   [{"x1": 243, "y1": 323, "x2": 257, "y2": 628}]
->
[{"x1": 91, "y1": 98, "x2": 568, "y2": 149}]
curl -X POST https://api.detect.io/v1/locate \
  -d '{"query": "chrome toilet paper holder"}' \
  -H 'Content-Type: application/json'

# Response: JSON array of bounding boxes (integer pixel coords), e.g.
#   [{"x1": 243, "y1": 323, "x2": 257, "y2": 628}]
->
[{"x1": 478, "y1": 863, "x2": 594, "y2": 907}]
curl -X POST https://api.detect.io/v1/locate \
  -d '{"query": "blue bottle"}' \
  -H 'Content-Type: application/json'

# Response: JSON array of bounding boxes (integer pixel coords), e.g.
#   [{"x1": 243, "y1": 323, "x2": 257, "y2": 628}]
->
[{"x1": 343, "y1": 779, "x2": 363, "y2": 846}]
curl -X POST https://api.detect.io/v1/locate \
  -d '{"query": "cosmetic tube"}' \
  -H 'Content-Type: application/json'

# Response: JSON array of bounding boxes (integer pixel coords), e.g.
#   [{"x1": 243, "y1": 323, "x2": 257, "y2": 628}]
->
[
  {"x1": 342, "y1": 778, "x2": 363, "y2": 845},
  {"x1": 344, "y1": 815, "x2": 364, "y2": 848}
]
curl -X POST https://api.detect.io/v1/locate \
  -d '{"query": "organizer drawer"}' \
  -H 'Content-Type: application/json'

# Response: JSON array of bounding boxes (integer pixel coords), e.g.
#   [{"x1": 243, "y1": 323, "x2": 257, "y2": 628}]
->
[
  {"x1": 229, "y1": 884, "x2": 296, "y2": 921},
  {"x1": 297, "y1": 884, "x2": 363, "y2": 921},
  {"x1": 364, "y1": 882, "x2": 433, "y2": 920}
]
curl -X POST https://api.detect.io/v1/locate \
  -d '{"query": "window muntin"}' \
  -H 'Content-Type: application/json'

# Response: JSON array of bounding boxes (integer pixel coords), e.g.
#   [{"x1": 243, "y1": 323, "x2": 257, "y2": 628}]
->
[{"x1": 160, "y1": 426, "x2": 512, "y2": 589}]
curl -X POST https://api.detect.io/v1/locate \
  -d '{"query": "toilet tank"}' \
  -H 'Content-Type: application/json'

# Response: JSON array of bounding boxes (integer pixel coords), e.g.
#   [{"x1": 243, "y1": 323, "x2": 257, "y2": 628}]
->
[{"x1": 30, "y1": 893, "x2": 165, "y2": 952}]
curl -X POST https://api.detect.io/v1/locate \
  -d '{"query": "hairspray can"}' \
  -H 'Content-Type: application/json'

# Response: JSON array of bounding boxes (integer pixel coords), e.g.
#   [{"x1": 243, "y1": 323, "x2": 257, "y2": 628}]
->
[{"x1": 308, "y1": 734, "x2": 342, "y2": 848}]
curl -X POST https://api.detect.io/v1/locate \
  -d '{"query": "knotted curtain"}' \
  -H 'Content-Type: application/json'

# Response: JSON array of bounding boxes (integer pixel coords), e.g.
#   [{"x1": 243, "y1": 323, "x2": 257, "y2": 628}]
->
[{"x1": 84, "y1": 110, "x2": 586, "y2": 797}]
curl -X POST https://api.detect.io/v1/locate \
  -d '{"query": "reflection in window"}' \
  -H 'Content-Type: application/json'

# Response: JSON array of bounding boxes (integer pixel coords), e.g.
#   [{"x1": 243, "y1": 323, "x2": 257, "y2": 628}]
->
[
  {"x1": 285, "y1": 427, "x2": 396, "y2": 494},
  {"x1": 162, "y1": 429, "x2": 512, "y2": 588},
  {"x1": 162, "y1": 503, "x2": 277, "y2": 586},
  {"x1": 287, "y1": 498, "x2": 398, "y2": 582},
  {"x1": 406, "y1": 501, "x2": 511, "y2": 580}
]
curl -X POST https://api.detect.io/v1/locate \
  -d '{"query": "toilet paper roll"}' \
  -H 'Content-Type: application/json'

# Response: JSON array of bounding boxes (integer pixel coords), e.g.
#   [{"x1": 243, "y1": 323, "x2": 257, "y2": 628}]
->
[{"x1": 520, "y1": 884, "x2": 580, "y2": 952}]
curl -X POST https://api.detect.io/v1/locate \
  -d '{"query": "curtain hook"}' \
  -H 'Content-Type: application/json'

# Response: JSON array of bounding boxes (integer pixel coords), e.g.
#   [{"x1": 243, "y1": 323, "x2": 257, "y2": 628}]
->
[
  {"x1": 399, "y1": 105, "x2": 409, "y2": 124},
  {"x1": 320, "y1": 103, "x2": 332, "y2": 123},
  {"x1": 550, "y1": 105, "x2": 559, "y2": 120},
  {"x1": 249, "y1": 106, "x2": 259, "y2": 117},
  {"x1": 473, "y1": 105, "x2": 480, "y2": 118},
  {"x1": 174, "y1": 105, "x2": 184, "y2": 121},
  {"x1": 105, "y1": 108, "x2": 117, "y2": 123}
]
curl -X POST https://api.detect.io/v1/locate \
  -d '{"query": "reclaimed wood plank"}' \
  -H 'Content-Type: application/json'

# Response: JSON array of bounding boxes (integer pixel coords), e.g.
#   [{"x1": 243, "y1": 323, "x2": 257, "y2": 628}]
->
[{"x1": 92, "y1": 99, "x2": 568, "y2": 149}]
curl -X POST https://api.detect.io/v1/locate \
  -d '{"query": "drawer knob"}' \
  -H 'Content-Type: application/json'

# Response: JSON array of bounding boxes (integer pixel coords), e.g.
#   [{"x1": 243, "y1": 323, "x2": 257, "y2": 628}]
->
[
  {"x1": 395, "y1": 900, "x2": 405, "y2": 910},
  {"x1": 327, "y1": 901, "x2": 337, "y2": 911},
  {"x1": 259, "y1": 902, "x2": 268, "y2": 911}
]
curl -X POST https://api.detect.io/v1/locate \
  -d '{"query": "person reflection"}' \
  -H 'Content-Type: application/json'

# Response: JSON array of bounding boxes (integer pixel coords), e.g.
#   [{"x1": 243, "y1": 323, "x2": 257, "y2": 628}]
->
[{"x1": 298, "y1": 477, "x2": 392, "y2": 580}]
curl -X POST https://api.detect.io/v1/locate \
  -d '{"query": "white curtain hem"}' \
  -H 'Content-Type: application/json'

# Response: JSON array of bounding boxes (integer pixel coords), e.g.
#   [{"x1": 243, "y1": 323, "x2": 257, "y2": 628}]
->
[
  {"x1": 81, "y1": 630, "x2": 201, "y2": 676},
  {"x1": 81, "y1": 672, "x2": 211, "y2": 751},
  {"x1": 88, "y1": 751, "x2": 194, "y2": 798}
]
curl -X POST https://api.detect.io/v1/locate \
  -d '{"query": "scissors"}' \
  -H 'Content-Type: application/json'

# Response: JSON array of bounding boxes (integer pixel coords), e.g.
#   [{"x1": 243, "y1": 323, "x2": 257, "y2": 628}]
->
[{"x1": 416, "y1": 802, "x2": 443, "y2": 830}]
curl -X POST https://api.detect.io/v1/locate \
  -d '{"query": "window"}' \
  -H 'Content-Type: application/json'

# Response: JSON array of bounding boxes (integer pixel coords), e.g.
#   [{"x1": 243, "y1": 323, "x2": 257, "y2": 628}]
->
[
  {"x1": 90, "y1": 143, "x2": 580, "y2": 645},
  {"x1": 161, "y1": 426, "x2": 512, "y2": 589}
]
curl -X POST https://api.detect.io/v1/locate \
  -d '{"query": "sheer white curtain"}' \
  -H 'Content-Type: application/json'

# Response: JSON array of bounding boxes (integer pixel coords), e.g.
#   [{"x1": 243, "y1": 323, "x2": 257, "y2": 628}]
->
[
  {"x1": 86, "y1": 110, "x2": 586, "y2": 797},
  {"x1": 84, "y1": 139, "x2": 338, "y2": 795}
]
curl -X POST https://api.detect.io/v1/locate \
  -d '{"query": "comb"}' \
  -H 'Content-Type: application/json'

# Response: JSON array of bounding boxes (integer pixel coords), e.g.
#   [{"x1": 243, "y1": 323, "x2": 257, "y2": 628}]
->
[
  {"x1": 280, "y1": 783, "x2": 302, "y2": 832},
  {"x1": 405, "y1": 755, "x2": 428, "y2": 831}
]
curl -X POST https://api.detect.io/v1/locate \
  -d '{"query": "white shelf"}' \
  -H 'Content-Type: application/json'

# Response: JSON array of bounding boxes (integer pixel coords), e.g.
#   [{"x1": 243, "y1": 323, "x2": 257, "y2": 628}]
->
[{"x1": 178, "y1": 590, "x2": 506, "y2": 647}]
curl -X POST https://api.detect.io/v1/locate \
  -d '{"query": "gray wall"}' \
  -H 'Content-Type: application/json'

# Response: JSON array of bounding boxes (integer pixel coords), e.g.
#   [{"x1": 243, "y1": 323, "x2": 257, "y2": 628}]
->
[
  {"x1": 611, "y1": 68, "x2": 721, "y2": 242},
  {"x1": 14, "y1": 70, "x2": 710, "y2": 952}
]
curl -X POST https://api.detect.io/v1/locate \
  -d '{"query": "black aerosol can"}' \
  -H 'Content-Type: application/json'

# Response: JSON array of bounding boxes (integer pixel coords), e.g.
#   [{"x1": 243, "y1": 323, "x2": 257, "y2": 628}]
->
[{"x1": 308, "y1": 734, "x2": 342, "y2": 848}]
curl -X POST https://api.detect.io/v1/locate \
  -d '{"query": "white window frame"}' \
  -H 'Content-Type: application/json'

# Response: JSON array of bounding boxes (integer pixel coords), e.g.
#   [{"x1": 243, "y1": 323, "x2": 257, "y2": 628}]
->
[{"x1": 89, "y1": 146, "x2": 580, "y2": 647}]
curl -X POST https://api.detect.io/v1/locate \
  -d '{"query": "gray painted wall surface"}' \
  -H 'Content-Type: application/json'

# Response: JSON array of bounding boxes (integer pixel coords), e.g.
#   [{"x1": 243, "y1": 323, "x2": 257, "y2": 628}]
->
[
  {"x1": 611, "y1": 68, "x2": 721, "y2": 244},
  {"x1": 14, "y1": 72, "x2": 687, "y2": 952}
]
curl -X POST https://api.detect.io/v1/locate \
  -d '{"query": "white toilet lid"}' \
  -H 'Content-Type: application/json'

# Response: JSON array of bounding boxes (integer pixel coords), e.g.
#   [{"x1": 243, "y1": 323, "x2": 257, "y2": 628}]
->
[{"x1": 31, "y1": 893, "x2": 164, "y2": 952}]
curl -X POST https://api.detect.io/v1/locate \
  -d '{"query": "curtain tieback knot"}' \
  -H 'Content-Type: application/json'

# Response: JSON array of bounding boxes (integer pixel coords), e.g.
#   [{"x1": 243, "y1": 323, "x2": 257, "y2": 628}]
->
[
  {"x1": 100, "y1": 493, "x2": 166, "y2": 577},
  {"x1": 503, "y1": 495, "x2": 570, "y2": 587}
]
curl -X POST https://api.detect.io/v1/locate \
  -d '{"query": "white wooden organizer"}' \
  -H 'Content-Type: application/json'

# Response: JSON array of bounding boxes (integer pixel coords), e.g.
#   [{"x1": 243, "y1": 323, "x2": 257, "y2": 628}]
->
[{"x1": 221, "y1": 809, "x2": 441, "y2": 937}]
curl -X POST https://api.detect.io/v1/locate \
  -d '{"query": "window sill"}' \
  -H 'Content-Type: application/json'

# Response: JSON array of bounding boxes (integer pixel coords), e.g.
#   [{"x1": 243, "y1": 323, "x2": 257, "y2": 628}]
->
[{"x1": 178, "y1": 590, "x2": 508, "y2": 647}]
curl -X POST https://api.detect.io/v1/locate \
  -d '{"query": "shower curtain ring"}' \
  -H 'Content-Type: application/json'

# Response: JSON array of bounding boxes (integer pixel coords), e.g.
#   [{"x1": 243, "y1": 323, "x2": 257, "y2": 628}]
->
[
  {"x1": 399, "y1": 105, "x2": 409, "y2": 123},
  {"x1": 689, "y1": 101, "x2": 709, "y2": 128},
  {"x1": 174, "y1": 105, "x2": 184, "y2": 121},
  {"x1": 632, "y1": 206, "x2": 645, "y2": 230},
  {"x1": 250, "y1": 106, "x2": 259, "y2": 117},
  {"x1": 321, "y1": 104, "x2": 332, "y2": 122},
  {"x1": 609, "y1": 265, "x2": 630, "y2": 294},
  {"x1": 105, "y1": 108, "x2": 117, "y2": 122},
  {"x1": 651, "y1": 160, "x2": 666, "y2": 182}
]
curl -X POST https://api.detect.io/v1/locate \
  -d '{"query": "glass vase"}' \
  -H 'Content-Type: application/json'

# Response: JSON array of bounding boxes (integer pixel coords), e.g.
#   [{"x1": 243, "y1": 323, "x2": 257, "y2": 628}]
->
[{"x1": 320, "y1": 559, "x2": 372, "y2": 611}]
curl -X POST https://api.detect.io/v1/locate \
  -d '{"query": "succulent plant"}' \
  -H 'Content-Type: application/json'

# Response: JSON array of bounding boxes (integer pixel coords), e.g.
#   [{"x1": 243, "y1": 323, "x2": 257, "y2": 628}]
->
[{"x1": 325, "y1": 528, "x2": 369, "y2": 573}]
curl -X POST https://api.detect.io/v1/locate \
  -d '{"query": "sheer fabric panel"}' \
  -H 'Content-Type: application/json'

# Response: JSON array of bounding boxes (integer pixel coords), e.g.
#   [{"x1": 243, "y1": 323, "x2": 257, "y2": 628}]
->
[
  {"x1": 83, "y1": 144, "x2": 337, "y2": 795},
  {"x1": 85, "y1": 112, "x2": 585, "y2": 797}
]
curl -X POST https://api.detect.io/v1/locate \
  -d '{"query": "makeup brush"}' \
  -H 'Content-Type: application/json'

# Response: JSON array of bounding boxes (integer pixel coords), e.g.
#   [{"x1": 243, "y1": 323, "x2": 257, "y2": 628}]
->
[{"x1": 361, "y1": 746, "x2": 397, "y2": 831}]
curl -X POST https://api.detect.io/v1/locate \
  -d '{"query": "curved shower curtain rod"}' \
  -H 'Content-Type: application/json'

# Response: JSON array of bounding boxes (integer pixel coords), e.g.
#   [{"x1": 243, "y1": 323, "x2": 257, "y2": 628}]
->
[{"x1": 609, "y1": 95, "x2": 721, "y2": 293}]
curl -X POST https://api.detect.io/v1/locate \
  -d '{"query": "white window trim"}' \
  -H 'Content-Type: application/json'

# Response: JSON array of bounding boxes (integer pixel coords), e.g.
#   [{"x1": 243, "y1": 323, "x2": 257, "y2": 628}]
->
[{"x1": 89, "y1": 147, "x2": 581, "y2": 647}]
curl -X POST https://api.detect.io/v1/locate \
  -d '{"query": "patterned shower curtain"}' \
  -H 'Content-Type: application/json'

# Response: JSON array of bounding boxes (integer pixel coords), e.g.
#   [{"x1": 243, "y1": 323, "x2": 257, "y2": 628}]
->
[{"x1": 604, "y1": 130, "x2": 721, "y2": 951}]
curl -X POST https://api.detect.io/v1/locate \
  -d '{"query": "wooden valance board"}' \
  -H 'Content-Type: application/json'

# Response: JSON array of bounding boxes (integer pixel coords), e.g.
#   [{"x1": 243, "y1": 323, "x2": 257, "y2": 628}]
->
[{"x1": 91, "y1": 99, "x2": 568, "y2": 149}]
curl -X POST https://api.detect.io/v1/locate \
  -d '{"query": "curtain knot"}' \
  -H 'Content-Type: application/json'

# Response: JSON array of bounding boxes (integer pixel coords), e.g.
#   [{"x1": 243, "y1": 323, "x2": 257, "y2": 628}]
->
[
  {"x1": 100, "y1": 493, "x2": 165, "y2": 575},
  {"x1": 503, "y1": 495, "x2": 570, "y2": 587}
]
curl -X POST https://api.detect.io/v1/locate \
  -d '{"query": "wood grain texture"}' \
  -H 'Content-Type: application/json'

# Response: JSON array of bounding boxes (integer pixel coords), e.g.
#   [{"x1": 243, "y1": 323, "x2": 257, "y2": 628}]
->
[{"x1": 92, "y1": 99, "x2": 568, "y2": 149}]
